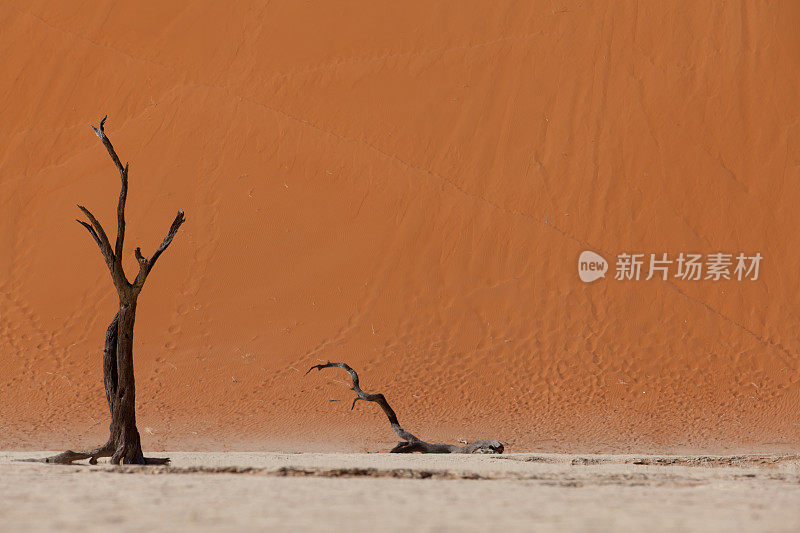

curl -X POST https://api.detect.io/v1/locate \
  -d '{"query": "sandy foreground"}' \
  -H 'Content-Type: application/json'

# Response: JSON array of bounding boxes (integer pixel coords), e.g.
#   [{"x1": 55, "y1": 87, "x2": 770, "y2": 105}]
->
[{"x1": 1, "y1": 452, "x2": 799, "y2": 532}]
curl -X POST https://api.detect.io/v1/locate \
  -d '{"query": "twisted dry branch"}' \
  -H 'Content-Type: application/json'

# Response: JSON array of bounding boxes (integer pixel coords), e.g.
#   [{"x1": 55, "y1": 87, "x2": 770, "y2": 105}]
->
[{"x1": 306, "y1": 362, "x2": 504, "y2": 454}]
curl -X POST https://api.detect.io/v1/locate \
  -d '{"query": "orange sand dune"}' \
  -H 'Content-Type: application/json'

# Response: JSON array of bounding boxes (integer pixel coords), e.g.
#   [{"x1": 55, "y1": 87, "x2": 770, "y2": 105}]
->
[{"x1": 1, "y1": 1, "x2": 799, "y2": 453}]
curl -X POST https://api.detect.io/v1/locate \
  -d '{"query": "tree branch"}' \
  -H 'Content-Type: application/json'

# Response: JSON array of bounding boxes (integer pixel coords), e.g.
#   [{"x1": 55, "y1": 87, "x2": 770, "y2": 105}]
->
[
  {"x1": 90, "y1": 116, "x2": 129, "y2": 262},
  {"x1": 132, "y1": 210, "x2": 186, "y2": 289},
  {"x1": 90, "y1": 116, "x2": 126, "y2": 177},
  {"x1": 76, "y1": 219, "x2": 101, "y2": 249},
  {"x1": 149, "y1": 210, "x2": 185, "y2": 270},
  {"x1": 76, "y1": 205, "x2": 114, "y2": 266},
  {"x1": 115, "y1": 162, "x2": 128, "y2": 260},
  {"x1": 134, "y1": 246, "x2": 148, "y2": 288},
  {"x1": 307, "y1": 362, "x2": 504, "y2": 454},
  {"x1": 308, "y1": 361, "x2": 420, "y2": 444}
]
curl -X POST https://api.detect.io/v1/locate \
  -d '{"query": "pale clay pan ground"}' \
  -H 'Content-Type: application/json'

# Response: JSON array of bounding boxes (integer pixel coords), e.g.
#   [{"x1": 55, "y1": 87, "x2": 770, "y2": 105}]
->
[{"x1": 1, "y1": 452, "x2": 799, "y2": 532}]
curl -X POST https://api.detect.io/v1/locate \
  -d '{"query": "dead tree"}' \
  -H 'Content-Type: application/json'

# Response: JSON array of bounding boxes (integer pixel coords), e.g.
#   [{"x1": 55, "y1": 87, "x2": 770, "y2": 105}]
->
[
  {"x1": 307, "y1": 362, "x2": 504, "y2": 453},
  {"x1": 28, "y1": 116, "x2": 185, "y2": 465}
]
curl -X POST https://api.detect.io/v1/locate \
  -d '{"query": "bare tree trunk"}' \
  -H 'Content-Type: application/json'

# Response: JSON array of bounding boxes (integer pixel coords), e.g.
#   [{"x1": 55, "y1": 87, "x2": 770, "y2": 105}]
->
[
  {"x1": 108, "y1": 298, "x2": 145, "y2": 464},
  {"x1": 102, "y1": 313, "x2": 119, "y2": 416},
  {"x1": 22, "y1": 116, "x2": 185, "y2": 466}
]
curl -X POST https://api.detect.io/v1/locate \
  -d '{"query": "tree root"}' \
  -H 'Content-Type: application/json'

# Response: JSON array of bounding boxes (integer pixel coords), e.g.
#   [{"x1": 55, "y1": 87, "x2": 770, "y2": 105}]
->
[
  {"x1": 18, "y1": 443, "x2": 170, "y2": 465},
  {"x1": 17, "y1": 447, "x2": 112, "y2": 465},
  {"x1": 307, "y1": 361, "x2": 504, "y2": 454}
]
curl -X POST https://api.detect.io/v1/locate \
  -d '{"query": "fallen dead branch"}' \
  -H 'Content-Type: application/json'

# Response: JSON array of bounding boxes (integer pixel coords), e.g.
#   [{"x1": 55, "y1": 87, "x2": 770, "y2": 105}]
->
[{"x1": 307, "y1": 361, "x2": 504, "y2": 454}]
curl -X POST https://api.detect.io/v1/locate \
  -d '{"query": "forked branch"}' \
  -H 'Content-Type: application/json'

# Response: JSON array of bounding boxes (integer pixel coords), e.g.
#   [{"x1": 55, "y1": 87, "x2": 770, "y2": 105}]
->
[
  {"x1": 133, "y1": 210, "x2": 186, "y2": 289},
  {"x1": 77, "y1": 117, "x2": 185, "y2": 294},
  {"x1": 92, "y1": 117, "x2": 129, "y2": 261},
  {"x1": 91, "y1": 116, "x2": 129, "y2": 273},
  {"x1": 307, "y1": 362, "x2": 504, "y2": 454}
]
